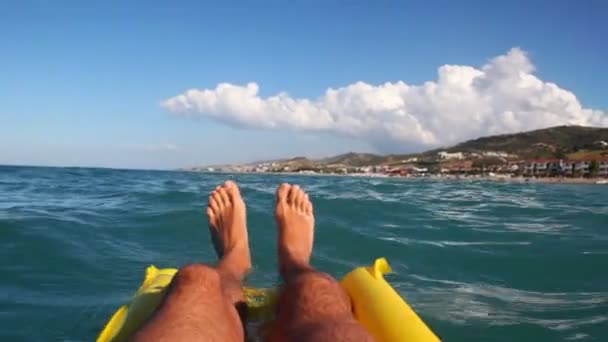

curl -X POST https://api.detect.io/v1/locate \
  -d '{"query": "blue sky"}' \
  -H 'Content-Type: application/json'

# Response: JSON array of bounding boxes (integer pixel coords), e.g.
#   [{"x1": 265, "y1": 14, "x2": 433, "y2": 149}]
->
[{"x1": 1, "y1": 1, "x2": 606, "y2": 169}]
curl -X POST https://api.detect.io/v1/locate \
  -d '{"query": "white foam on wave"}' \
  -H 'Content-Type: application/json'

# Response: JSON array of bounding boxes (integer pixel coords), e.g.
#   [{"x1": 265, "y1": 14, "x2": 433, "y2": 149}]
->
[
  {"x1": 566, "y1": 333, "x2": 590, "y2": 340},
  {"x1": 240, "y1": 183, "x2": 276, "y2": 195},
  {"x1": 380, "y1": 236, "x2": 531, "y2": 248},
  {"x1": 504, "y1": 222, "x2": 572, "y2": 235},
  {"x1": 434, "y1": 209, "x2": 477, "y2": 222},
  {"x1": 405, "y1": 274, "x2": 608, "y2": 334},
  {"x1": 582, "y1": 251, "x2": 608, "y2": 255},
  {"x1": 412, "y1": 274, "x2": 608, "y2": 306},
  {"x1": 380, "y1": 236, "x2": 445, "y2": 247},
  {"x1": 412, "y1": 288, "x2": 608, "y2": 334},
  {"x1": 364, "y1": 189, "x2": 399, "y2": 202},
  {"x1": 549, "y1": 316, "x2": 608, "y2": 331},
  {"x1": 441, "y1": 240, "x2": 531, "y2": 246},
  {"x1": 454, "y1": 284, "x2": 608, "y2": 307}
]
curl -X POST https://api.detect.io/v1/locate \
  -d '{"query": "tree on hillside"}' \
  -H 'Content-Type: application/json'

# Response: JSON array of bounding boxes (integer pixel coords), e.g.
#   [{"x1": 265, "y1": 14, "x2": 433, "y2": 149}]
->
[
  {"x1": 571, "y1": 163, "x2": 576, "y2": 178},
  {"x1": 590, "y1": 160, "x2": 599, "y2": 177}
]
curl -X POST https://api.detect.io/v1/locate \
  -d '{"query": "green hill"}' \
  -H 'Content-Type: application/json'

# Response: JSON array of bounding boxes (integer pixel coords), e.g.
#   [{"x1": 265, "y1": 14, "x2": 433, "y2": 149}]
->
[
  {"x1": 319, "y1": 152, "x2": 386, "y2": 166},
  {"x1": 438, "y1": 125, "x2": 608, "y2": 159},
  {"x1": 310, "y1": 125, "x2": 608, "y2": 167}
]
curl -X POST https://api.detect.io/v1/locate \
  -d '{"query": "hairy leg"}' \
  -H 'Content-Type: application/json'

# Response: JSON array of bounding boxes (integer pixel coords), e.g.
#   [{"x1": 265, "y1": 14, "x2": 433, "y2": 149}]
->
[
  {"x1": 132, "y1": 181, "x2": 251, "y2": 342},
  {"x1": 270, "y1": 183, "x2": 375, "y2": 342}
]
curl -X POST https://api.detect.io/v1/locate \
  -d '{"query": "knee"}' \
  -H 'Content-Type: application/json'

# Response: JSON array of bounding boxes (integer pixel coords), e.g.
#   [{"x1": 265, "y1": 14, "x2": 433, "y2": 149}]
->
[
  {"x1": 175, "y1": 264, "x2": 220, "y2": 287},
  {"x1": 294, "y1": 271, "x2": 351, "y2": 299},
  {"x1": 294, "y1": 271, "x2": 337, "y2": 288}
]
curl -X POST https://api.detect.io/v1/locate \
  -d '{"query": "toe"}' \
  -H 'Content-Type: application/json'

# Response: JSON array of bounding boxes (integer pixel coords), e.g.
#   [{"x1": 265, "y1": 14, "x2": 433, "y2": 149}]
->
[
  {"x1": 295, "y1": 188, "x2": 306, "y2": 211},
  {"x1": 305, "y1": 200, "x2": 313, "y2": 215},
  {"x1": 287, "y1": 185, "x2": 300, "y2": 204},
  {"x1": 277, "y1": 183, "x2": 290, "y2": 202},
  {"x1": 217, "y1": 186, "x2": 230, "y2": 207},
  {"x1": 224, "y1": 180, "x2": 238, "y2": 189},
  {"x1": 206, "y1": 207, "x2": 217, "y2": 226},
  {"x1": 224, "y1": 180, "x2": 242, "y2": 200},
  {"x1": 301, "y1": 193, "x2": 310, "y2": 212},
  {"x1": 211, "y1": 187, "x2": 223, "y2": 208},
  {"x1": 210, "y1": 194, "x2": 221, "y2": 213}
]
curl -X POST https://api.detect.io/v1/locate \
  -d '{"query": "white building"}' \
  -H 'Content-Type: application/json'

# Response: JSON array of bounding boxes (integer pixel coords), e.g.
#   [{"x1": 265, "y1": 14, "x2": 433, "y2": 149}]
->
[
  {"x1": 507, "y1": 163, "x2": 520, "y2": 172},
  {"x1": 535, "y1": 161, "x2": 548, "y2": 173},
  {"x1": 523, "y1": 160, "x2": 562, "y2": 175},
  {"x1": 523, "y1": 162, "x2": 535, "y2": 175},
  {"x1": 437, "y1": 151, "x2": 464, "y2": 160},
  {"x1": 599, "y1": 159, "x2": 608, "y2": 176},
  {"x1": 595, "y1": 140, "x2": 608, "y2": 148},
  {"x1": 574, "y1": 160, "x2": 591, "y2": 175},
  {"x1": 562, "y1": 161, "x2": 575, "y2": 175},
  {"x1": 483, "y1": 151, "x2": 509, "y2": 158},
  {"x1": 524, "y1": 159, "x2": 606, "y2": 177}
]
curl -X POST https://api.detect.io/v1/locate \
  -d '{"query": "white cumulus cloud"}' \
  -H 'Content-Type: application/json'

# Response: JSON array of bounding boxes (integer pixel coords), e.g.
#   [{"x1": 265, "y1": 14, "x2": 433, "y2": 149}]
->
[{"x1": 162, "y1": 48, "x2": 607, "y2": 151}]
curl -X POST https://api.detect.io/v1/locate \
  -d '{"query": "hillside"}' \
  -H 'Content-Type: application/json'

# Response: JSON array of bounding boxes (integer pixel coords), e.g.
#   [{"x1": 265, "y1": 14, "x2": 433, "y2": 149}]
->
[
  {"x1": 319, "y1": 152, "x2": 387, "y2": 166},
  {"x1": 438, "y1": 125, "x2": 608, "y2": 159},
  {"x1": 310, "y1": 126, "x2": 608, "y2": 167},
  {"x1": 187, "y1": 125, "x2": 608, "y2": 171}
]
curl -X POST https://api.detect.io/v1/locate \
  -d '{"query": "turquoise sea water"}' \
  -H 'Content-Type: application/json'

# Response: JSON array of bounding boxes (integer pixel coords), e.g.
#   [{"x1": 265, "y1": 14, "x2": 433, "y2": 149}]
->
[{"x1": 1, "y1": 165, "x2": 607, "y2": 341}]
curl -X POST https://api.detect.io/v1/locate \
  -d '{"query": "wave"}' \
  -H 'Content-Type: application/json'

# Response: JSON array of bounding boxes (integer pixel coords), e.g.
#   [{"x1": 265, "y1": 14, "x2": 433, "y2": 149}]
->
[
  {"x1": 380, "y1": 237, "x2": 531, "y2": 248},
  {"x1": 404, "y1": 275, "x2": 608, "y2": 336},
  {"x1": 2, "y1": 167, "x2": 607, "y2": 341}
]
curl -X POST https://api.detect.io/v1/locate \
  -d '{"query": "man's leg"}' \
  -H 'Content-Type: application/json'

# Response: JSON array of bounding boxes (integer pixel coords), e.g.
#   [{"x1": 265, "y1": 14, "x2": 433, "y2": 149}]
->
[
  {"x1": 270, "y1": 183, "x2": 376, "y2": 342},
  {"x1": 132, "y1": 181, "x2": 251, "y2": 342}
]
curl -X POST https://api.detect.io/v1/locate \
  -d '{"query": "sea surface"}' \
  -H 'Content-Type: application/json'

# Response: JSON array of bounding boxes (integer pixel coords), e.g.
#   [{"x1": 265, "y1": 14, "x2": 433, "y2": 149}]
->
[{"x1": 1, "y1": 165, "x2": 607, "y2": 341}]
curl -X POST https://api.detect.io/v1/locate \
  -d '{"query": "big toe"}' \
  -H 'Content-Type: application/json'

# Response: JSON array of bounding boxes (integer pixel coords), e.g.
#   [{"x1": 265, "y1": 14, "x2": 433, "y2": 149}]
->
[{"x1": 224, "y1": 180, "x2": 242, "y2": 202}]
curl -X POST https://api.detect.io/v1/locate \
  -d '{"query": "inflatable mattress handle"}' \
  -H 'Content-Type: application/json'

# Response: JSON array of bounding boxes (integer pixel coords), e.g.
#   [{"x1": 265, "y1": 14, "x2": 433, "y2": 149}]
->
[
  {"x1": 340, "y1": 258, "x2": 440, "y2": 342},
  {"x1": 97, "y1": 266, "x2": 178, "y2": 342}
]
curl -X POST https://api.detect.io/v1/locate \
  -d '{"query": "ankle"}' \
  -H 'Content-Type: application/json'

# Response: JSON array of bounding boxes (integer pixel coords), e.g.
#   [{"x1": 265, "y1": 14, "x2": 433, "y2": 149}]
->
[
  {"x1": 280, "y1": 254, "x2": 312, "y2": 278},
  {"x1": 218, "y1": 250, "x2": 251, "y2": 280}
]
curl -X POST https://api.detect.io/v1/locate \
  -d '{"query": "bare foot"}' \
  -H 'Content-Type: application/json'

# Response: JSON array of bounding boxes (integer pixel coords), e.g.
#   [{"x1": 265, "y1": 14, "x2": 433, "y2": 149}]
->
[
  {"x1": 275, "y1": 183, "x2": 315, "y2": 276},
  {"x1": 207, "y1": 180, "x2": 251, "y2": 280}
]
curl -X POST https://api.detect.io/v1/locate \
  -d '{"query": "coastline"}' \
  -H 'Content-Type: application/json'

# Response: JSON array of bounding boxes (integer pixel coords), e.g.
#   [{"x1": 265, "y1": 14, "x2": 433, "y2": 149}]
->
[{"x1": 195, "y1": 170, "x2": 608, "y2": 185}]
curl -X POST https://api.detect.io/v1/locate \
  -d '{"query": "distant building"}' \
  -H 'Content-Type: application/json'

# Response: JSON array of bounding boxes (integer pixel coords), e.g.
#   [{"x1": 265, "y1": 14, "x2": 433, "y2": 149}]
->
[
  {"x1": 405, "y1": 165, "x2": 427, "y2": 174},
  {"x1": 507, "y1": 162, "x2": 522, "y2": 172},
  {"x1": 437, "y1": 151, "x2": 464, "y2": 160},
  {"x1": 574, "y1": 160, "x2": 591, "y2": 175},
  {"x1": 599, "y1": 159, "x2": 608, "y2": 176},
  {"x1": 523, "y1": 162, "x2": 534, "y2": 175},
  {"x1": 374, "y1": 165, "x2": 389, "y2": 172},
  {"x1": 547, "y1": 160, "x2": 564, "y2": 175},
  {"x1": 523, "y1": 159, "x2": 608, "y2": 177},
  {"x1": 523, "y1": 159, "x2": 563, "y2": 176},
  {"x1": 562, "y1": 160, "x2": 575, "y2": 175},
  {"x1": 387, "y1": 168, "x2": 408, "y2": 177},
  {"x1": 483, "y1": 151, "x2": 509, "y2": 158},
  {"x1": 442, "y1": 160, "x2": 475, "y2": 174},
  {"x1": 535, "y1": 160, "x2": 548, "y2": 175},
  {"x1": 595, "y1": 140, "x2": 608, "y2": 148}
]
